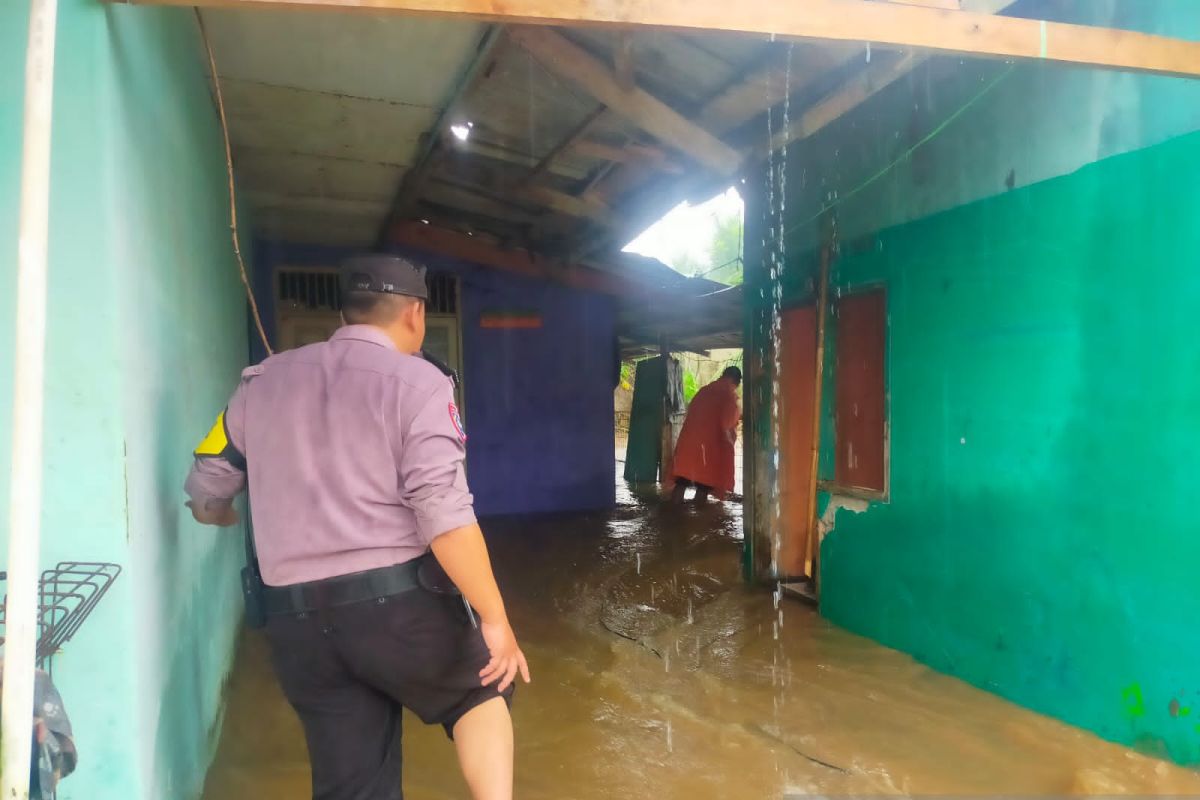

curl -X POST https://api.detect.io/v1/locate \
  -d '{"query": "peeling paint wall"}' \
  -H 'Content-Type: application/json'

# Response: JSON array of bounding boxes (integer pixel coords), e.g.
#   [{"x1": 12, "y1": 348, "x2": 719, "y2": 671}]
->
[{"x1": 744, "y1": 0, "x2": 1200, "y2": 766}]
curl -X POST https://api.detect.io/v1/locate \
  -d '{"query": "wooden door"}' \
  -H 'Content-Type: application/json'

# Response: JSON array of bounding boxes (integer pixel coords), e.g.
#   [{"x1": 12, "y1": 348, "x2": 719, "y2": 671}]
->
[{"x1": 778, "y1": 305, "x2": 818, "y2": 578}]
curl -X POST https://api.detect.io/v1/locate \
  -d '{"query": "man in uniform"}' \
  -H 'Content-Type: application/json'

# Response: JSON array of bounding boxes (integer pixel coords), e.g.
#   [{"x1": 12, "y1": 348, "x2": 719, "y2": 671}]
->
[{"x1": 184, "y1": 254, "x2": 529, "y2": 800}]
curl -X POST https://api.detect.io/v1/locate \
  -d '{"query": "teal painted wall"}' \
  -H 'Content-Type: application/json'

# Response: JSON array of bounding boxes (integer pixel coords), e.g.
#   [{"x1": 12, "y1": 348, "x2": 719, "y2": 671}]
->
[
  {"x1": 1, "y1": 2, "x2": 249, "y2": 797},
  {"x1": 820, "y1": 131, "x2": 1200, "y2": 764},
  {"x1": 743, "y1": 0, "x2": 1200, "y2": 767}
]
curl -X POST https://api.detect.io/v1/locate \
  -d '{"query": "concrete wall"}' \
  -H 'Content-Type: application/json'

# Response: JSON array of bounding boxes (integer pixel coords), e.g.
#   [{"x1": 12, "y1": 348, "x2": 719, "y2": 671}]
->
[
  {"x1": 1, "y1": 2, "x2": 250, "y2": 797},
  {"x1": 744, "y1": 0, "x2": 1200, "y2": 765},
  {"x1": 255, "y1": 241, "x2": 618, "y2": 516}
]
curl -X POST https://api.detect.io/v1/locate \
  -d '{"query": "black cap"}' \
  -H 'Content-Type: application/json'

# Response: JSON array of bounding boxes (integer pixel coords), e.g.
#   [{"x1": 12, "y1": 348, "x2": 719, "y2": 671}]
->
[{"x1": 339, "y1": 254, "x2": 429, "y2": 301}]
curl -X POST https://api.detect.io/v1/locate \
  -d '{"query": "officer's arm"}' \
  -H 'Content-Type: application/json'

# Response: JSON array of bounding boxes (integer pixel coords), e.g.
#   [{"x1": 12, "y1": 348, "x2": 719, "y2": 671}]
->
[
  {"x1": 184, "y1": 381, "x2": 249, "y2": 527},
  {"x1": 396, "y1": 384, "x2": 506, "y2": 619}
]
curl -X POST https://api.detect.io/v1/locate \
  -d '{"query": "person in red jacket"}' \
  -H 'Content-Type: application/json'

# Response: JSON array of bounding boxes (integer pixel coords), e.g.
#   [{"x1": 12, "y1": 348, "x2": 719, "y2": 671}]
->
[{"x1": 670, "y1": 366, "x2": 742, "y2": 503}]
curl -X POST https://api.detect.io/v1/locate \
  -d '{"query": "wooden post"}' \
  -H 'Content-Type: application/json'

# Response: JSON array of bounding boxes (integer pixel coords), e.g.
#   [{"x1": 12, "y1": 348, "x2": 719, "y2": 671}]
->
[
  {"x1": 659, "y1": 338, "x2": 675, "y2": 488},
  {"x1": 804, "y1": 240, "x2": 831, "y2": 590}
]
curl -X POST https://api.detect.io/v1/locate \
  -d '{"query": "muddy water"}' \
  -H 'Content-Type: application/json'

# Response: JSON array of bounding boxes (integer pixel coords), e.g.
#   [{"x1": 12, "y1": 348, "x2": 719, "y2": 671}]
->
[{"x1": 202, "y1": 483, "x2": 1200, "y2": 798}]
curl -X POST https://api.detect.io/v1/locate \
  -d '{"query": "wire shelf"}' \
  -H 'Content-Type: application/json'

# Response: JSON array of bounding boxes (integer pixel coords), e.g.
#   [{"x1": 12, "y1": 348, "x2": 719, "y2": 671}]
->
[{"x1": 0, "y1": 562, "x2": 122, "y2": 671}]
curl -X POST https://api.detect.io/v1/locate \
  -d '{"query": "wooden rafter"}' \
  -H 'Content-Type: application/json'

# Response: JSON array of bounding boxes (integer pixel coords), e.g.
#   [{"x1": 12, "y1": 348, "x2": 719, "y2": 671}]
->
[
  {"x1": 122, "y1": 0, "x2": 1200, "y2": 80},
  {"x1": 392, "y1": 220, "x2": 673, "y2": 297},
  {"x1": 374, "y1": 25, "x2": 504, "y2": 246},
  {"x1": 509, "y1": 27, "x2": 743, "y2": 174}
]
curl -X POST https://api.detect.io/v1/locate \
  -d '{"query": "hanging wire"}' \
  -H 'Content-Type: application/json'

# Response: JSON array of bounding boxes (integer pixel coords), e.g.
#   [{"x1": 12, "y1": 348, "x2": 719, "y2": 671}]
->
[
  {"x1": 784, "y1": 63, "x2": 1016, "y2": 238},
  {"x1": 195, "y1": 9, "x2": 274, "y2": 356}
]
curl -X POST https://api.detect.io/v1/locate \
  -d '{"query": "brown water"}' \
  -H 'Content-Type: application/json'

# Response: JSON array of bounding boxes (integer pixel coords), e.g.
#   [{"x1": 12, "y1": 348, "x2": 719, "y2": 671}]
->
[{"x1": 202, "y1": 482, "x2": 1200, "y2": 798}]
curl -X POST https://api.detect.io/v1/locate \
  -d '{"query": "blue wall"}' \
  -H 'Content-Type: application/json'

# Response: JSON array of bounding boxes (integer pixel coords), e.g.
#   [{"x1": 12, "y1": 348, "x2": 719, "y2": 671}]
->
[{"x1": 255, "y1": 240, "x2": 618, "y2": 516}]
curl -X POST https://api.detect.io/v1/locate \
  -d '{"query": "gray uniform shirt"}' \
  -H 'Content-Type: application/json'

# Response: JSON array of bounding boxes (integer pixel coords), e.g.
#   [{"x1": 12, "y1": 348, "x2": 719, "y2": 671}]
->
[{"x1": 185, "y1": 325, "x2": 475, "y2": 586}]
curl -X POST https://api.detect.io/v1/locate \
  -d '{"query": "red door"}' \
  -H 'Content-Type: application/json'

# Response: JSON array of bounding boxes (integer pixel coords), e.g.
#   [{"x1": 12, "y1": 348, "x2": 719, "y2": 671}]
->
[{"x1": 778, "y1": 305, "x2": 818, "y2": 578}]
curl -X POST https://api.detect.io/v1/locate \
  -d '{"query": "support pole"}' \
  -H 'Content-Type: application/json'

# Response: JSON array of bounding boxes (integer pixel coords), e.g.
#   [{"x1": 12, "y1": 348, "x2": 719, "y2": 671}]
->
[
  {"x1": 2, "y1": 0, "x2": 59, "y2": 797},
  {"x1": 804, "y1": 241, "x2": 831, "y2": 590}
]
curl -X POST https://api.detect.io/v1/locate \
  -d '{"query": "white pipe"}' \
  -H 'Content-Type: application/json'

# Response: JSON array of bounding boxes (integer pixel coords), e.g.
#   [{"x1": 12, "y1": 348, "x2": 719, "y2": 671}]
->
[{"x1": 2, "y1": 0, "x2": 58, "y2": 797}]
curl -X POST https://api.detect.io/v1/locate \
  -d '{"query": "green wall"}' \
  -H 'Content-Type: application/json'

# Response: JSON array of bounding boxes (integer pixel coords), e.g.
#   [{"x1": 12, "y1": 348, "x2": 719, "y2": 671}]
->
[
  {"x1": 1, "y1": 2, "x2": 249, "y2": 797},
  {"x1": 820, "y1": 130, "x2": 1200, "y2": 764},
  {"x1": 742, "y1": 0, "x2": 1200, "y2": 766}
]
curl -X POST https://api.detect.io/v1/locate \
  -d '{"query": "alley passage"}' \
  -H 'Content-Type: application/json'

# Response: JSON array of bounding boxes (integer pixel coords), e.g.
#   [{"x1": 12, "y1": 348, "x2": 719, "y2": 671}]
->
[{"x1": 202, "y1": 484, "x2": 1200, "y2": 798}]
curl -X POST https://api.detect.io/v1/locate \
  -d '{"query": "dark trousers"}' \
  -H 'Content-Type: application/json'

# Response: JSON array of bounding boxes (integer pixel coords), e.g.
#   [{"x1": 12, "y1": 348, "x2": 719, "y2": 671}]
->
[{"x1": 264, "y1": 588, "x2": 512, "y2": 800}]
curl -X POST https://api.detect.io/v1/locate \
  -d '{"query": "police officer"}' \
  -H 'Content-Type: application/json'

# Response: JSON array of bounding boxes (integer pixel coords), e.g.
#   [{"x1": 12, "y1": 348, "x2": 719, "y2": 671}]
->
[{"x1": 184, "y1": 254, "x2": 530, "y2": 800}]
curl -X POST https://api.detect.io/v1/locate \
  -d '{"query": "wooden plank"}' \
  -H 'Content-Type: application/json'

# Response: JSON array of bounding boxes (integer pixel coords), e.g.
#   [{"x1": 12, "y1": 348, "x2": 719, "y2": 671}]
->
[
  {"x1": 123, "y1": 0, "x2": 1200, "y2": 79},
  {"x1": 391, "y1": 220, "x2": 646, "y2": 296},
  {"x1": 508, "y1": 27, "x2": 743, "y2": 174}
]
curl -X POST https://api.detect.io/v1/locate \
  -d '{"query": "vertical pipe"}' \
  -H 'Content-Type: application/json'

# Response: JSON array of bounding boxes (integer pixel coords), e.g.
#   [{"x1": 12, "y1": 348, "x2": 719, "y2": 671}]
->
[
  {"x1": 2, "y1": 0, "x2": 58, "y2": 797},
  {"x1": 804, "y1": 243, "x2": 831, "y2": 590}
]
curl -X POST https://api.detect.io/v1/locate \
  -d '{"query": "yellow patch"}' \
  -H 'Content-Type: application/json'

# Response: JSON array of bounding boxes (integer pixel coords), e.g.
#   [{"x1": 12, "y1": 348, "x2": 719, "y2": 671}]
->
[{"x1": 194, "y1": 411, "x2": 229, "y2": 457}]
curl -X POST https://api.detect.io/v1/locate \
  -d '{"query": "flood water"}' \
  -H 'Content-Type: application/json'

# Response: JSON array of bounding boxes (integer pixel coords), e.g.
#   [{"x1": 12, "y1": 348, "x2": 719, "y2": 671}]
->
[{"x1": 202, "y1": 481, "x2": 1200, "y2": 798}]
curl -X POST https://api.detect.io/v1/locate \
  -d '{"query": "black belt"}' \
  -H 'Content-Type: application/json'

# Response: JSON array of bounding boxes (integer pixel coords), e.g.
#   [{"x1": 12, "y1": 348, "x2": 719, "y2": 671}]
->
[{"x1": 264, "y1": 559, "x2": 421, "y2": 617}]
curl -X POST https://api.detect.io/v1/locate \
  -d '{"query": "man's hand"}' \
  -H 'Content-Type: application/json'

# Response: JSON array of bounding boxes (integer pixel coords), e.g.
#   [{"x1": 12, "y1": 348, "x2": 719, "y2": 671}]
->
[
  {"x1": 479, "y1": 619, "x2": 531, "y2": 693},
  {"x1": 185, "y1": 499, "x2": 240, "y2": 527}
]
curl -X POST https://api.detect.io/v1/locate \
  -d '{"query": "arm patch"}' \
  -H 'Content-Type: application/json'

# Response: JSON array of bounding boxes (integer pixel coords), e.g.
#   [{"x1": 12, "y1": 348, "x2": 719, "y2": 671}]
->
[{"x1": 194, "y1": 410, "x2": 247, "y2": 471}]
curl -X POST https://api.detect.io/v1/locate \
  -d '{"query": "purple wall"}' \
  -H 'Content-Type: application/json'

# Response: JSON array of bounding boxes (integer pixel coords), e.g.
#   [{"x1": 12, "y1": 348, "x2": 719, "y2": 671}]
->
[{"x1": 253, "y1": 240, "x2": 617, "y2": 517}]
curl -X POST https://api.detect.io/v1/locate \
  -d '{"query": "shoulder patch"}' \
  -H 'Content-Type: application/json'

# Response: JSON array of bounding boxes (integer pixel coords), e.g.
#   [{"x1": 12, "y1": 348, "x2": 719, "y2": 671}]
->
[
  {"x1": 241, "y1": 364, "x2": 265, "y2": 379},
  {"x1": 448, "y1": 402, "x2": 466, "y2": 443},
  {"x1": 195, "y1": 411, "x2": 230, "y2": 457}
]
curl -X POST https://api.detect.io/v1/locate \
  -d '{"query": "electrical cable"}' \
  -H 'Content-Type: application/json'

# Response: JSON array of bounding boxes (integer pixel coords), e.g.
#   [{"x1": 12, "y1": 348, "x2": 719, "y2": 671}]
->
[{"x1": 195, "y1": 8, "x2": 274, "y2": 356}]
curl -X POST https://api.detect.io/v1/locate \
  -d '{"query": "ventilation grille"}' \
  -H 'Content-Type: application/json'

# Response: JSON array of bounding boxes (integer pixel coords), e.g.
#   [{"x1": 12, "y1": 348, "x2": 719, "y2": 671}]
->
[{"x1": 278, "y1": 269, "x2": 457, "y2": 314}]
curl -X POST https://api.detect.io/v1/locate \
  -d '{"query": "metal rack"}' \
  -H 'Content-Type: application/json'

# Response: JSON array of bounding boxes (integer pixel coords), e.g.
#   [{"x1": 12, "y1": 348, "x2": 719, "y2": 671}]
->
[{"x1": 0, "y1": 562, "x2": 121, "y2": 672}]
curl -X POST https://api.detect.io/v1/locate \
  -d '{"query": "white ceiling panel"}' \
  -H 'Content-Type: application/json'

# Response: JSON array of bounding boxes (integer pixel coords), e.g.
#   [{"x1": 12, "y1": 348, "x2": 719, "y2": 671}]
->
[
  {"x1": 201, "y1": 9, "x2": 484, "y2": 107},
  {"x1": 221, "y1": 80, "x2": 430, "y2": 167}
]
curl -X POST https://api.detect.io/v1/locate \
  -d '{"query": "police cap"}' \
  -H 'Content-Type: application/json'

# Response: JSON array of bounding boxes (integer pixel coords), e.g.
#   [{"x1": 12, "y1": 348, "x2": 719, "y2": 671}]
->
[{"x1": 340, "y1": 254, "x2": 429, "y2": 301}]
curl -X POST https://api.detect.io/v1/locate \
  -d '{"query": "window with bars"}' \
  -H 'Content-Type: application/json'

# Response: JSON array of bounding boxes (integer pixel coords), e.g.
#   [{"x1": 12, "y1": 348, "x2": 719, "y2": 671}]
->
[{"x1": 277, "y1": 268, "x2": 458, "y2": 315}]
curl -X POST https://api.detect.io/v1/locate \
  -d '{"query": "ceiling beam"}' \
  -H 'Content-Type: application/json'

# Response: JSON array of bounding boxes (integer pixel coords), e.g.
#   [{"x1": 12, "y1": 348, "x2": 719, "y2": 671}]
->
[
  {"x1": 508, "y1": 27, "x2": 744, "y2": 175},
  {"x1": 614, "y1": 31, "x2": 636, "y2": 92},
  {"x1": 392, "y1": 220, "x2": 656, "y2": 296},
  {"x1": 763, "y1": 0, "x2": 1017, "y2": 152},
  {"x1": 523, "y1": 185, "x2": 618, "y2": 225},
  {"x1": 374, "y1": 25, "x2": 504, "y2": 246},
  {"x1": 122, "y1": 0, "x2": 1200, "y2": 79}
]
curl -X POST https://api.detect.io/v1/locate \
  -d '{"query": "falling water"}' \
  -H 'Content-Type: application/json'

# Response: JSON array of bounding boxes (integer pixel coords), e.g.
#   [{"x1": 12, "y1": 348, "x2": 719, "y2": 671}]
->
[
  {"x1": 766, "y1": 44, "x2": 795, "y2": 579},
  {"x1": 686, "y1": 598, "x2": 694, "y2": 625},
  {"x1": 637, "y1": 552, "x2": 642, "y2": 575}
]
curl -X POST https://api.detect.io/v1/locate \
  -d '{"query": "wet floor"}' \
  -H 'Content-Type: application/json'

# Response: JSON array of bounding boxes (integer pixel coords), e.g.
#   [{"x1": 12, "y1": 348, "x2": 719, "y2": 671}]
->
[{"x1": 202, "y1": 481, "x2": 1200, "y2": 798}]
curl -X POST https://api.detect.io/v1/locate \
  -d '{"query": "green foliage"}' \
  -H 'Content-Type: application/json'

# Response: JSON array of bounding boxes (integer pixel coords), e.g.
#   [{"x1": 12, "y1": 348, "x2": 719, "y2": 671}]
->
[
  {"x1": 619, "y1": 362, "x2": 634, "y2": 391},
  {"x1": 682, "y1": 370, "x2": 700, "y2": 403},
  {"x1": 659, "y1": 195, "x2": 744, "y2": 286}
]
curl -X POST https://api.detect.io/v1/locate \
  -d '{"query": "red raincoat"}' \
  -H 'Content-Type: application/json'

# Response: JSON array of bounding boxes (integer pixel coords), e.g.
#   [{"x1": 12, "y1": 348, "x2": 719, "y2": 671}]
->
[{"x1": 671, "y1": 378, "x2": 741, "y2": 496}]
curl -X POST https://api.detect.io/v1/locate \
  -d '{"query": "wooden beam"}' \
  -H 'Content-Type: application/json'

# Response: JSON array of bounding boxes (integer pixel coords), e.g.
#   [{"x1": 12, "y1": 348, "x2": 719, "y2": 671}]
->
[
  {"x1": 124, "y1": 0, "x2": 1200, "y2": 80},
  {"x1": 764, "y1": 0, "x2": 1017, "y2": 153},
  {"x1": 391, "y1": 220, "x2": 650, "y2": 296},
  {"x1": 374, "y1": 25, "x2": 504, "y2": 246},
  {"x1": 522, "y1": 106, "x2": 606, "y2": 186},
  {"x1": 508, "y1": 27, "x2": 743, "y2": 174},
  {"x1": 523, "y1": 184, "x2": 617, "y2": 225},
  {"x1": 614, "y1": 31, "x2": 636, "y2": 92},
  {"x1": 421, "y1": 180, "x2": 541, "y2": 224},
  {"x1": 569, "y1": 139, "x2": 682, "y2": 172}
]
